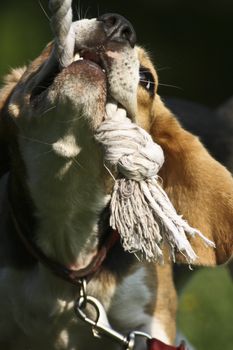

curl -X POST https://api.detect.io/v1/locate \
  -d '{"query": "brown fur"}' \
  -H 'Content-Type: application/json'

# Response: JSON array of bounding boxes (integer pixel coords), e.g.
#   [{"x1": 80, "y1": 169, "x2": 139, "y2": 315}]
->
[
  {"x1": 154, "y1": 262, "x2": 177, "y2": 341},
  {"x1": 136, "y1": 47, "x2": 233, "y2": 265}
]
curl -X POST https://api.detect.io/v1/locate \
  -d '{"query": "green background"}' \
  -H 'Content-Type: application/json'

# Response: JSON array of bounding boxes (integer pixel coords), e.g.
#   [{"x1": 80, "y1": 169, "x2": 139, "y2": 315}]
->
[
  {"x1": 0, "y1": 1, "x2": 232, "y2": 349},
  {"x1": 177, "y1": 266, "x2": 233, "y2": 350}
]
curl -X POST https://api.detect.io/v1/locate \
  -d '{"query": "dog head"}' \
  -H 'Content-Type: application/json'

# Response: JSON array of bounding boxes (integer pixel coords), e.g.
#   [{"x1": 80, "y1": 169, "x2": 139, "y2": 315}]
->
[
  {"x1": 0, "y1": 14, "x2": 232, "y2": 267},
  {"x1": 0, "y1": 15, "x2": 159, "y2": 141}
]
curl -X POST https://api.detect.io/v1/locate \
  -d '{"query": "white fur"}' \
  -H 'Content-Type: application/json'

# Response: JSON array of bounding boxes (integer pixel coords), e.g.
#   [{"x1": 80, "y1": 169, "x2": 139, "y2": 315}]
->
[
  {"x1": 19, "y1": 114, "x2": 107, "y2": 266},
  {"x1": 109, "y1": 267, "x2": 170, "y2": 348},
  {"x1": 109, "y1": 267, "x2": 152, "y2": 329},
  {"x1": 52, "y1": 134, "x2": 81, "y2": 158},
  {"x1": 150, "y1": 319, "x2": 171, "y2": 345}
]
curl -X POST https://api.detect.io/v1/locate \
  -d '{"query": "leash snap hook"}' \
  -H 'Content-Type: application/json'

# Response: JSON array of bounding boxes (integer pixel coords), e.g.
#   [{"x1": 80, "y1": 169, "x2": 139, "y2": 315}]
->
[
  {"x1": 74, "y1": 294, "x2": 130, "y2": 348},
  {"x1": 78, "y1": 278, "x2": 87, "y2": 304},
  {"x1": 126, "y1": 331, "x2": 152, "y2": 350}
]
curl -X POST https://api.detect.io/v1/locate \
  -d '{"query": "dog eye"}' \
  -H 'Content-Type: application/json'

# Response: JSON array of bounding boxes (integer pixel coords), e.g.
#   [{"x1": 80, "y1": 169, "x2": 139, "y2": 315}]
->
[{"x1": 139, "y1": 66, "x2": 155, "y2": 96}]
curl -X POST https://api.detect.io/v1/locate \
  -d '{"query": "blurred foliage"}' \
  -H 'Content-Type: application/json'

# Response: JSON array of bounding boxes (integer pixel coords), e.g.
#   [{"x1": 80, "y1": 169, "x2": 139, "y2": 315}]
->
[
  {"x1": 0, "y1": 1, "x2": 232, "y2": 349},
  {"x1": 178, "y1": 267, "x2": 233, "y2": 350},
  {"x1": 0, "y1": 0, "x2": 233, "y2": 106}
]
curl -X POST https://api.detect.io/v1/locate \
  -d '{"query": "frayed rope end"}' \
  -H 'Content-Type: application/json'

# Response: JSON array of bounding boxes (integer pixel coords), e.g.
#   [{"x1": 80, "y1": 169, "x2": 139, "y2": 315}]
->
[{"x1": 109, "y1": 177, "x2": 215, "y2": 264}]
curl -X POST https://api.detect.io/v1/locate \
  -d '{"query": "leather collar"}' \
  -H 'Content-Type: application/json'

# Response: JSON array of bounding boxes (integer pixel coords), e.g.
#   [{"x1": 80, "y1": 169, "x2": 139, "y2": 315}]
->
[{"x1": 9, "y1": 199, "x2": 120, "y2": 285}]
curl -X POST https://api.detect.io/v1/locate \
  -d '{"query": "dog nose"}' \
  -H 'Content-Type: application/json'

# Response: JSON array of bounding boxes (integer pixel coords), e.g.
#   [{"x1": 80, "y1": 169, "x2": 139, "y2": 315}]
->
[{"x1": 98, "y1": 13, "x2": 137, "y2": 48}]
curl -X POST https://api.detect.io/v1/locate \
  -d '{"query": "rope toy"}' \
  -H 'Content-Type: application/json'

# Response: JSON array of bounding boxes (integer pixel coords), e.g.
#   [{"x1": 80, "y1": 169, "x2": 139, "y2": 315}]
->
[
  {"x1": 95, "y1": 103, "x2": 214, "y2": 262},
  {"x1": 49, "y1": 0, "x2": 75, "y2": 67},
  {"x1": 48, "y1": 0, "x2": 215, "y2": 263}
]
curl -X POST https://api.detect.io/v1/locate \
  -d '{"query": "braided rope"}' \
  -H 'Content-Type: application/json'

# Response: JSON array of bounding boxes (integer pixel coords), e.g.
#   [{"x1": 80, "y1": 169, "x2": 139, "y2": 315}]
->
[
  {"x1": 49, "y1": 0, "x2": 74, "y2": 67},
  {"x1": 95, "y1": 105, "x2": 164, "y2": 181},
  {"x1": 95, "y1": 102, "x2": 215, "y2": 263}
]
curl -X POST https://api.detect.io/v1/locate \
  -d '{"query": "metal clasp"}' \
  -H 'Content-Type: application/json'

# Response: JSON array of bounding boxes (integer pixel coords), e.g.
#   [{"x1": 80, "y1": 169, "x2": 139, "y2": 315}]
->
[
  {"x1": 75, "y1": 294, "x2": 134, "y2": 348},
  {"x1": 75, "y1": 279, "x2": 152, "y2": 349}
]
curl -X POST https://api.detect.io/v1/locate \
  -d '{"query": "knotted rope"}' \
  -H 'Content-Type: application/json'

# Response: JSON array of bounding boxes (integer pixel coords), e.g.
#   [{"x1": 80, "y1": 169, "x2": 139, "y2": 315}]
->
[
  {"x1": 95, "y1": 103, "x2": 214, "y2": 263},
  {"x1": 48, "y1": 0, "x2": 215, "y2": 263}
]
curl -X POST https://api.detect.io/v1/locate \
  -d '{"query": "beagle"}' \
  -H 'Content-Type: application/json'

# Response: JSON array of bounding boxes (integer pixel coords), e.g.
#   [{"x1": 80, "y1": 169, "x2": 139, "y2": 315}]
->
[{"x1": 0, "y1": 13, "x2": 232, "y2": 350}]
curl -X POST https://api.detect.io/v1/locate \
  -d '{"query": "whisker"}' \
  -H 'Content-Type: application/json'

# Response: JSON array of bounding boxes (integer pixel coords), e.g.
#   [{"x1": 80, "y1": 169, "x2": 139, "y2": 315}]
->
[
  {"x1": 140, "y1": 79, "x2": 156, "y2": 85},
  {"x1": 38, "y1": 0, "x2": 51, "y2": 21},
  {"x1": 32, "y1": 149, "x2": 54, "y2": 161},
  {"x1": 159, "y1": 83, "x2": 182, "y2": 90},
  {"x1": 19, "y1": 135, "x2": 53, "y2": 146},
  {"x1": 72, "y1": 157, "x2": 85, "y2": 171},
  {"x1": 84, "y1": 6, "x2": 90, "y2": 19},
  {"x1": 56, "y1": 113, "x2": 85, "y2": 124},
  {"x1": 140, "y1": 78, "x2": 182, "y2": 90},
  {"x1": 97, "y1": 5, "x2": 100, "y2": 17},
  {"x1": 78, "y1": 0, "x2": 83, "y2": 20},
  {"x1": 35, "y1": 85, "x2": 50, "y2": 90},
  {"x1": 57, "y1": 118, "x2": 80, "y2": 123},
  {"x1": 156, "y1": 66, "x2": 171, "y2": 72},
  {"x1": 140, "y1": 68, "x2": 171, "y2": 74},
  {"x1": 41, "y1": 105, "x2": 57, "y2": 116},
  {"x1": 75, "y1": 4, "x2": 81, "y2": 20},
  {"x1": 140, "y1": 70, "x2": 156, "y2": 73}
]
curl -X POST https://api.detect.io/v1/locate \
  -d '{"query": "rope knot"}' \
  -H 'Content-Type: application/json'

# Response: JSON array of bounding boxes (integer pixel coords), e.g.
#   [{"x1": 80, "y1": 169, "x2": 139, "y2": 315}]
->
[
  {"x1": 95, "y1": 102, "x2": 215, "y2": 263},
  {"x1": 95, "y1": 103, "x2": 164, "y2": 181}
]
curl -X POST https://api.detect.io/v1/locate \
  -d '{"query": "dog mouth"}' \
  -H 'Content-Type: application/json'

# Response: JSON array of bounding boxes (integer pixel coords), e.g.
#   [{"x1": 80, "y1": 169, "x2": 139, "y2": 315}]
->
[{"x1": 30, "y1": 47, "x2": 107, "y2": 104}]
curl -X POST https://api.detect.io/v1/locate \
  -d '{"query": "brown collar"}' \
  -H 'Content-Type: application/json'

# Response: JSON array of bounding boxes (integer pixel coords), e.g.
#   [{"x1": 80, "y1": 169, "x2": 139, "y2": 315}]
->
[{"x1": 9, "y1": 201, "x2": 119, "y2": 286}]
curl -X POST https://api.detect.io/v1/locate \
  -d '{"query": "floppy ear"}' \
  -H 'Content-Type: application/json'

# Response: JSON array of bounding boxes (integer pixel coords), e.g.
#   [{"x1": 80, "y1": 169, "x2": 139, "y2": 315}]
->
[
  {"x1": 0, "y1": 67, "x2": 26, "y2": 177},
  {"x1": 150, "y1": 95, "x2": 233, "y2": 266}
]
